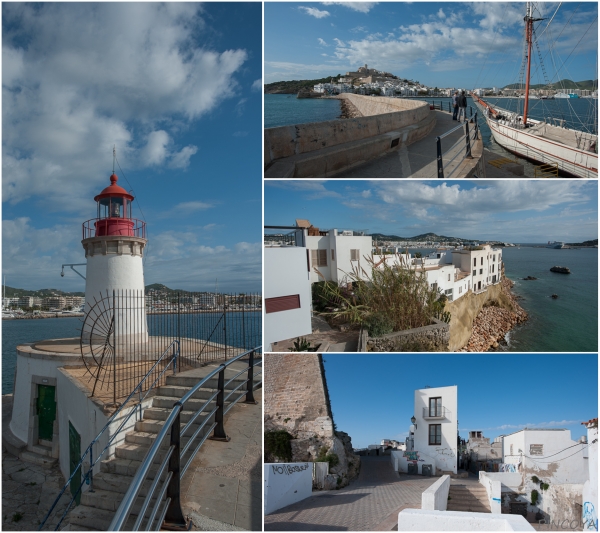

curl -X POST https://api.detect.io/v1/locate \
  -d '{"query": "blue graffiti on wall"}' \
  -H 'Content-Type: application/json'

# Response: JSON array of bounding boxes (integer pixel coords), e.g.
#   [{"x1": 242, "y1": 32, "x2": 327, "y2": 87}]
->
[
  {"x1": 403, "y1": 451, "x2": 419, "y2": 462},
  {"x1": 583, "y1": 502, "x2": 598, "y2": 531}
]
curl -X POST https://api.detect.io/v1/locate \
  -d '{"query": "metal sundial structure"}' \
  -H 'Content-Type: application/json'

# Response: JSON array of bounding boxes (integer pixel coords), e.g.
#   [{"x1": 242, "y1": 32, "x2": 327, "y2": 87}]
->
[{"x1": 80, "y1": 292, "x2": 116, "y2": 398}]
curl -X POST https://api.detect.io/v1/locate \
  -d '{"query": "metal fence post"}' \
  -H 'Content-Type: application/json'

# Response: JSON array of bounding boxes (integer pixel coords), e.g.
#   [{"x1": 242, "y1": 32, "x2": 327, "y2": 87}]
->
[
  {"x1": 465, "y1": 120, "x2": 473, "y2": 159},
  {"x1": 210, "y1": 366, "x2": 230, "y2": 441},
  {"x1": 474, "y1": 112, "x2": 479, "y2": 140},
  {"x1": 163, "y1": 409, "x2": 189, "y2": 530},
  {"x1": 223, "y1": 299, "x2": 228, "y2": 360},
  {"x1": 244, "y1": 351, "x2": 256, "y2": 404},
  {"x1": 89, "y1": 446, "x2": 94, "y2": 492},
  {"x1": 436, "y1": 137, "x2": 444, "y2": 179}
]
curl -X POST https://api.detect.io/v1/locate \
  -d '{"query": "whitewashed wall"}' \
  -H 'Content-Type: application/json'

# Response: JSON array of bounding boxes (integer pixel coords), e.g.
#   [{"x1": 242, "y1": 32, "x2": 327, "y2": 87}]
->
[
  {"x1": 264, "y1": 247, "x2": 312, "y2": 350},
  {"x1": 264, "y1": 462, "x2": 313, "y2": 515},
  {"x1": 397, "y1": 509, "x2": 535, "y2": 531}
]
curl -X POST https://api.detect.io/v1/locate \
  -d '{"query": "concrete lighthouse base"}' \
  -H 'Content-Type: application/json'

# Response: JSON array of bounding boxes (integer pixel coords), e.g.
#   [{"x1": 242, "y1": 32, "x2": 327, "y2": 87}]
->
[{"x1": 6, "y1": 336, "x2": 245, "y2": 481}]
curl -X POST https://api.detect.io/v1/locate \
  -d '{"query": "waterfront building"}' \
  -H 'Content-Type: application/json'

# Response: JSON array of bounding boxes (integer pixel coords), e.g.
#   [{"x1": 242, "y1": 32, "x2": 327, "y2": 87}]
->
[
  {"x1": 17, "y1": 296, "x2": 35, "y2": 308},
  {"x1": 44, "y1": 296, "x2": 66, "y2": 309}
]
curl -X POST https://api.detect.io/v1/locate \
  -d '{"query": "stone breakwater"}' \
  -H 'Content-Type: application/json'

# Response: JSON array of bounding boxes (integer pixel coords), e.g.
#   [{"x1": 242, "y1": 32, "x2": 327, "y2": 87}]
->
[
  {"x1": 459, "y1": 277, "x2": 528, "y2": 352},
  {"x1": 339, "y1": 98, "x2": 362, "y2": 119}
]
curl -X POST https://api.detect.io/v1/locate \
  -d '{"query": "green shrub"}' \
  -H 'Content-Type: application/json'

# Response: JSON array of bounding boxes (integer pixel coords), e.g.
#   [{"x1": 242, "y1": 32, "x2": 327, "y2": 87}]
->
[
  {"x1": 531, "y1": 475, "x2": 539, "y2": 483},
  {"x1": 318, "y1": 253, "x2": 443, "y2": 332},
  {"x1": 540, "y1": 482, "x2": 549, "y2": 491},
  {"x1": 365, "y1": 312, "x2": 394, "y2": 337},
  {"x1": 289, "y1": 337, "x2": 316, "y2": 352},
  {"x1": 316, "y1": 446, "x2": 339, "y2": 467},
  {"x1": 265, "y1": 430, "x2": 293, "y2": 462},
  {"x1": 531, "y1": 489, "x2": 539, "y2": 506}
]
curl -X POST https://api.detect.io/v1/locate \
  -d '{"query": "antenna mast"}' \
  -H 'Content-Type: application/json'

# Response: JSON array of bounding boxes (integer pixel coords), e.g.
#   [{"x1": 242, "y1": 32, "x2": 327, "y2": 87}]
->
[{"x1": 113, "y1": 145, "x2": 116, "y2": 173}]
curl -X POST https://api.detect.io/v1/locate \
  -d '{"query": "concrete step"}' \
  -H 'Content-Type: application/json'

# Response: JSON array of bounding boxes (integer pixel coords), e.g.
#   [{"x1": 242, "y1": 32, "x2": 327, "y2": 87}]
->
[
  {"x1": 91, "y1": 472, "x2": 159, "y2": 497},
  {"x1": 19, "y1": 449, "x2": 57, "y2": 466},
  {"x1": 100, "y1": 457, "x2": 143, "y2": 477},
  {"x1": 66, "y1": 505, "x2": 116, "y2": 530},
  {"x1": 142, "y1": 407, "x2": 215, "y2": 424},
  {"x1": 165, "y1": 374, "x2": 246, "y2": 389},
  {"x1": 157, "y1": 385, "x2": 221, "y2": 401},
  {"x1": 151, "y1": 395, "x2": 217, "y2": 411},
  {"x1": 81, "y1": 488, "x2": 160, "y2": 516},
  {"x1": 31, "y1": 443, "x2": 53, "y2": 457},
  {"x1": 447, "y1": 502, "x2": 491, "y2": 512}
]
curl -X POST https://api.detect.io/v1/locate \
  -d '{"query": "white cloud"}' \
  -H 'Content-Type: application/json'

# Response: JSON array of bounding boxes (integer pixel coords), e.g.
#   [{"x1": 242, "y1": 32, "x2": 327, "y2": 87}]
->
[
  {"x1": 361, "y1": 190, "x2": 372, "y2": 198},
  {"x1": 299, "y1": 6, "x2": 330, "y2": 19},
  {"x1": 2, "y1": 3, "x2": 248, "y2": 208},
  {"x1": 334, "y1": 38, "x2": 346, "y2": 47},
  {"x1": 322, "y1": 2, "x2": 378, "y2": 13},
  {"x1": 318, "y1": 38, "x2": 328, "y2": 46},
  {"x1": 168, "y1": 145, "x2": 198, "y2": 169},
  {"x1": 173, "y1": 201, "x2": 214, "y2": 212},
  {"x1": 251, "y1": 78, "x2": 262, "y2": 91},
  {"x1": 143, "y1": 131, "x2": 171, "y2": 166}
]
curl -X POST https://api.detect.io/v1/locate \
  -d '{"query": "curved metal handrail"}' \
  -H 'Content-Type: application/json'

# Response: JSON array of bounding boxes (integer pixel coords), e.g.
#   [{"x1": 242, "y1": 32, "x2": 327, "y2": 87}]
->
[
  {"x1": 38, "y1": 340, "x2": 180, "y2": 531},
  {"x1": 110, "y1": 346, "x2": 262, "y2": 531}
]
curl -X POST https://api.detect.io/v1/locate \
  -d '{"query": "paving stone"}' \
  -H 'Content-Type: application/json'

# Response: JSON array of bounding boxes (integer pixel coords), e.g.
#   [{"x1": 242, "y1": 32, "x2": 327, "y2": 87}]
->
[{"x1": 264, "y1": 456, "x2": 439, "y2": 531}]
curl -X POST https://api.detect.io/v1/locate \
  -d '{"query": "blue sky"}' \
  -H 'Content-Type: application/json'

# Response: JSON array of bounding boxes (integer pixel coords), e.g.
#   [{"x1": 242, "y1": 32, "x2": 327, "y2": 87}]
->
[
  {"x1": 3, "y1": 2, "x2": 262, "y2": 293},
  {"x1": 322, "y1": 353, "x2": 598, "y2": 449},
  {"x1": 265, "y1": 2, "x2": 598, "y2": 88},
  {"x1": 264, "y1": 180, "x2": 598, "y2": 243}
]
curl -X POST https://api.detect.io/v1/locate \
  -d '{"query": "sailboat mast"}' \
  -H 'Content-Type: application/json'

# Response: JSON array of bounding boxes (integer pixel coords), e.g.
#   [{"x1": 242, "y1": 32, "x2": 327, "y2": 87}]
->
[{"x1": 523, "y1": 3, "x2": 534, "y2": 125}]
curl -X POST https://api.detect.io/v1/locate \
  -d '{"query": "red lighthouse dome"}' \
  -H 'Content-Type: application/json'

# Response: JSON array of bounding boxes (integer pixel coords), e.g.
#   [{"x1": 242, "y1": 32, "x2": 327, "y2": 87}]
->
[{"x1": 89, "y1": 173, "x2": 138, "y2": 237}]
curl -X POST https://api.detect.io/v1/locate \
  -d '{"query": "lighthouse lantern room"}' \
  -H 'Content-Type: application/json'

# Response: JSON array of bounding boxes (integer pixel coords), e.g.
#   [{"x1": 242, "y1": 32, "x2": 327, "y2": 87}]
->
[{"x1": 82, "y1": 172, "x2": 148, "y2": 344}]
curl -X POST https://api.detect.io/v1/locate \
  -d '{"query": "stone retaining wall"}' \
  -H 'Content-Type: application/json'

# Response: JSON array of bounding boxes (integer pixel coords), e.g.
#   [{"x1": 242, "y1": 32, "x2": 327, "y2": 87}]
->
[
  {"x1": 264, "y1": 96, "x2": 432, "y2": 167},
  {"x1": 364, "y1": 318, "x2": 450, "y2": 352}
]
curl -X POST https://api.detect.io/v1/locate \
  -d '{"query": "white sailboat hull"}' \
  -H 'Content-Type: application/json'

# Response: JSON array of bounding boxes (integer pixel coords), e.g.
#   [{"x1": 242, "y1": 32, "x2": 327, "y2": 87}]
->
[{"x1": 484, "y1": 115, "x2": 598, "y2": 178}]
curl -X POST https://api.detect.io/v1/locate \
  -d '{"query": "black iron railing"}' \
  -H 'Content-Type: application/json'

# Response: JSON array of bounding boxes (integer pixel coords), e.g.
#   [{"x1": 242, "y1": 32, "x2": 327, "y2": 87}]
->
[
  {"x1": 436, "y1": 112, "x2": 479, "y2": 179},
  {"x1": 81, "y1": 290, "x2": 262, "y2": 403},
  {"x1": 109, "y1": 348, "x2": 262, "y2": 530}
]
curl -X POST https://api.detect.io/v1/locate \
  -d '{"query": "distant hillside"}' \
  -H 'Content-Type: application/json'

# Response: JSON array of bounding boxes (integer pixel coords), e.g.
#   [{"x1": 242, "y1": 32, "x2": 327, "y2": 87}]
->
[
  {"x1": 370, "y1": 232, "x2": 480, "y2": 243},
  {"x1": 2, "y1": 286, "x2": 84, "y2": 297},
  {"x1": 265, "y1": 76, "x2": 343, "y2": 94},
  {"x1": 503, "y1": 79, "x2": 597, "y2": 90},
  {"x1": 565, "y1": 238, "x2": 598, "y2": 247}
]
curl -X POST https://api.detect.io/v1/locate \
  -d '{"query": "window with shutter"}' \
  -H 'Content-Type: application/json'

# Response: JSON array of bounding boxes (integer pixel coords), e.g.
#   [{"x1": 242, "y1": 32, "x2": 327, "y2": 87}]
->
[
  {"x1": 350, "y1": 249, "x2": 359, "y2": 261},
  {"x1": 331, "y1": 249, "x2": 335, "y2": 261},
  {"x1": 265, "y1": 295, "x2": 301, "y2": 313},
  {"x1": 311, "y1": 249, "x2": 318, "y2": 268},
  {"x1": 318, "y1": 249, "x2": 328, "y2": 266}
]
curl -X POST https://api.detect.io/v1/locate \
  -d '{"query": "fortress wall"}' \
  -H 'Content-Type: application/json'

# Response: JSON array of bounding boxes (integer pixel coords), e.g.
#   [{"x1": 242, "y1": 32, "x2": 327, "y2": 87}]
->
[
  {"x1": 264, "y1": 97, "x2": 432, "y2": 167},
  {"x1": 264, "y1": 354, "x2": 333, "y2": 438}
]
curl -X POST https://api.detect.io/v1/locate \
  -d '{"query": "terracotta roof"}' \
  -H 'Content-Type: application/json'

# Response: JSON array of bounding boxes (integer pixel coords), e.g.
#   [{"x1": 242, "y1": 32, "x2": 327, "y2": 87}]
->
[
  {"x1": 295, "y1": 219, "x2": 311, "y2": 228},
  {"x1": 581, "y1": 418, "x2": 598, "y2": 427}
]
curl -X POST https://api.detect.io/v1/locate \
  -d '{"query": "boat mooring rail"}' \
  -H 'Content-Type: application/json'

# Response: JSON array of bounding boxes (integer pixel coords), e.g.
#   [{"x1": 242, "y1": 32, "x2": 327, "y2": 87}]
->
[
  {"x1": 109, "y1": 347, "x2": 263, "y2": 531},
  {"x1": 38, "y1": 340, "x2": 181, "y2": 531}
]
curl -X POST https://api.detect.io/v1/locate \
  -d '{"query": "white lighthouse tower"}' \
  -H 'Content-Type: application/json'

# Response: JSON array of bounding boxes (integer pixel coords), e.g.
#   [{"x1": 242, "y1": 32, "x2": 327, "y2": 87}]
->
[{"x1": 82, "y1": 172, "x2": 148, "y2": 344}]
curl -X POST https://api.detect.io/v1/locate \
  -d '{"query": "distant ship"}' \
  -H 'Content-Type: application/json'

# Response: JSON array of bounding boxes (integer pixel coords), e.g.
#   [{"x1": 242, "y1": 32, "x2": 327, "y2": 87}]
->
[{"x1": 547, "y1": 241, "x2": 565, "y2": 249}]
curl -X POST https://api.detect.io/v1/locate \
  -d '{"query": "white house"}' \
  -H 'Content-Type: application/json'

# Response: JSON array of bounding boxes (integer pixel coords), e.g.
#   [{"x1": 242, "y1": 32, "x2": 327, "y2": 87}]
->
[
  {"x1": 264, "y1": 227, "x2": 313, "y2": 351},
  {"x1": 502, "y1": 428, "x2": 589, "y2": 485},
  {"x1": 392, "y1": 385, "x2": 458, "y2": 476}
]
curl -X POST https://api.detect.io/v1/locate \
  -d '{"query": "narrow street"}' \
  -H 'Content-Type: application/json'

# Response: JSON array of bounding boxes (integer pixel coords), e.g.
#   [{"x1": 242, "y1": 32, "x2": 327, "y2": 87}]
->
[{"x1": 264, "y1": 456, "x2": 438, "y2": 531}]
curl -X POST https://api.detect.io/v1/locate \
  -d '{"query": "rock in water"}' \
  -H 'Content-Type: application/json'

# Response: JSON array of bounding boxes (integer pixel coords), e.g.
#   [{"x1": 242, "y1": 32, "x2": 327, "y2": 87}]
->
[
  {"x1": 523, "y1": 276, "x2": 538, "y2": 280},
  {"x1": 551, "y1": 294, "x2": 559, "y2": 299},
  {"x1": 550, "y1": 266, "x2": 570, "y2": 274}
]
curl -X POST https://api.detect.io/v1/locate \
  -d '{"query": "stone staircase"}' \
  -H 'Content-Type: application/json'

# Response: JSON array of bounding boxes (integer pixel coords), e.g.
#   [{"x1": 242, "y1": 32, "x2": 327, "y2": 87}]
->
[
  {"x1": 65, "y1": 361, "x2": 253, "y2": 530},
  {"x1": 447, "y1": 482, "x2": 491, "y2": 513}
]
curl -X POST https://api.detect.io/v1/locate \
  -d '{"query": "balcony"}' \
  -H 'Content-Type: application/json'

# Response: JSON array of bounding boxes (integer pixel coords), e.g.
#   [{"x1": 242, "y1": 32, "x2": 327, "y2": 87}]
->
[
  {"x1": 423, "y1": 406, "x2": 450, "y2": 419},
  {"x1": 82, "y1": 218, "x2": 146, "y2": 239},
  {"x1": 264, "y1": 225, "x2": 305, "y2": 247}
]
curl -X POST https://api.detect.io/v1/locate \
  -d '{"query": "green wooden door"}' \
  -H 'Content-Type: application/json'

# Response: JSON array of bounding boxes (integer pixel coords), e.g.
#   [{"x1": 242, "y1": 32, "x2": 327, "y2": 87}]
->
[
  {"x1": 36, "y1": 385, "x2": 56, "y2": 441},
  {"x1": 69, "y1": 421, "x2": 82, "y2": 505}
]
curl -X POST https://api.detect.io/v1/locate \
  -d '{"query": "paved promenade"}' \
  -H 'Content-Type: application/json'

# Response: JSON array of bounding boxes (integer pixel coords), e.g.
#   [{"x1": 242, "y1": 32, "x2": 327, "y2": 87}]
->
[
  {"x1": 264, "y1": 456, "x2": 437, "y2": 531},
  {"x1": 182, "y1": 388, "x2": 262, "y2": 531}
]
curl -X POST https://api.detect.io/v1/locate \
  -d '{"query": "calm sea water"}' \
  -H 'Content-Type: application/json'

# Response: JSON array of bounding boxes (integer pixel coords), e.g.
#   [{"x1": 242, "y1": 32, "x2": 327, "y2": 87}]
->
[
  {"x1": 2, "y1": 312, "x2": 261, "y2": 394},
  {"x1": 265, "y1": 94, "x2": 341, "y2": 128}
]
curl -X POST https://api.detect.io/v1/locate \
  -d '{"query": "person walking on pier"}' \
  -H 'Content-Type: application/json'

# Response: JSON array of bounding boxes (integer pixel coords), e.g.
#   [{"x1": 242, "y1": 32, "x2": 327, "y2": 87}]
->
[
  {"x1": 457, "y1": 90, "x2": 467, "y2": 123},
  {"x1": 452, "y1": 91, "x2": 459, "y2": 120}
]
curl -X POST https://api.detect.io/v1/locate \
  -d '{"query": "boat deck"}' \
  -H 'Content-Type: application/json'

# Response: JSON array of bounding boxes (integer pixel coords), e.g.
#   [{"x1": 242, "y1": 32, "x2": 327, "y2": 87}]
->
[{"x1": 528, "y1": 123, "x2": 597, "y2": 151}]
